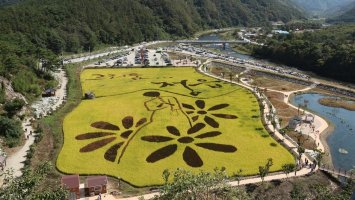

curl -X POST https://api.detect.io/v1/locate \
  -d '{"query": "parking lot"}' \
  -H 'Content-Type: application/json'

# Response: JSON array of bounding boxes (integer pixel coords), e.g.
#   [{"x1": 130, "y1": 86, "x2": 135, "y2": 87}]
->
[{"x1": 94, "y1": 48, "x2": 171, "y2": 68}]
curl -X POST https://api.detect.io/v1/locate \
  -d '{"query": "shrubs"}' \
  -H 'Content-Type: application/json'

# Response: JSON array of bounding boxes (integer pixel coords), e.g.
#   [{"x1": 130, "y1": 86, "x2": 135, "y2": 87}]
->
[
  {"x1": 4, "y1": 98, "x2": 25, "y2": 117},
  {"x1": 12, "y1": 70, "x2": 41, "y2": 97}
]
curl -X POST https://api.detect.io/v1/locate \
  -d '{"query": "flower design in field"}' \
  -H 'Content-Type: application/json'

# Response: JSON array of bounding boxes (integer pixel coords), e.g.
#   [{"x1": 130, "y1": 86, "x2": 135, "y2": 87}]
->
[
  {"x1": 182, "y1": 100, "x2": 238, "y2": 128},
  {"x1": 76, "y1": 116, "x2": 147, "y2": 163},
  {"x1": 188, "y1": 79, "x2": 224, "y2": 88},
  {"x1": 141, "y1": 123, "x2": 237, "y2": 167}
]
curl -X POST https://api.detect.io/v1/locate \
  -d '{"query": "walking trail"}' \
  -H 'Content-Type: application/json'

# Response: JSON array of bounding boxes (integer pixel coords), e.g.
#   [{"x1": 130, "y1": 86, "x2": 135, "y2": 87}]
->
[
  {"x1": 79, "y1": 61, "x2": 329, "y2": 200},
  {"x1": 0, "y1": 68, "x2": 68, "y2": 186}
]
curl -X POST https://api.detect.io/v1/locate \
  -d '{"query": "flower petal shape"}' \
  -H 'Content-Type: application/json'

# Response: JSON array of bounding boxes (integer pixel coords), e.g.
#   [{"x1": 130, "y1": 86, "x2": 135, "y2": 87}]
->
[
  {"x1": 212, "y1": 114, "x2": 238, "y2": 119},
  {"x1": 207, "y1": 104, "x2": 229, "y2": 111},
  {"x1": 146, "y1": 144, "x2": 178, "y2": 163},
  {"x1": 122, "y1": 116, "x2": 134, "y2": 129},
  {"x1": 195, "y1": 143, "x2": 237, "y2": 153},
  {"x1": 204, "y1": 116, "x2": 219, "y2": 128},
  {"x1": 120, "y1": 130, "x2": 134, "y2": 139},
  {"x1": 195, "y1": 100, "x2": 205, "y2": 109},
  {"x1": 91, "y1": 122, "x2": 120, "y2": 131},
  {"x1": 186, "y1": 111, "x2": 194, "y2": 114},
  {"x1": 191, "y1": 116, "x2": 199, "y2": 122},
  {"x1": 183, "y1": 146, "x2": 203, "y2": 167},
  {"x1": 195, "y1": 131, "x2": 222, "y2": 139},
  {"x1": 187, "y1": 123, "x2": 206, "y2": 135},
  {"x1": 104, "y1": 142, "x2": 124, "y2": 162},
  {"x1": 166, "y1": 126, "x2": 181, "y2": 136},
  {"x1": 79, "y1": 137, "x2": 116, "y2": 152},
  {"x1": 136, "y1": 118, "x2": 147, "y2": 127},
  {"x1": 141, "y1": 136, "x2": 174, "y2": 143},
  {"x1": 75, "y1": 132, "x2": 115, "y2": 140},
  {"x1": 182, "y1": 103, "x2": 195, "y2": 110},
  {"x1": 143, "y1": 91, "x2": 160, "y2": 97}
]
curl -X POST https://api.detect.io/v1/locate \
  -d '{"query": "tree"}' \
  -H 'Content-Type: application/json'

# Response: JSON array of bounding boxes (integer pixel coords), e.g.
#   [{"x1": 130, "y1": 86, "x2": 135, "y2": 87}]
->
[
  {"x1": 279, "y1": 129, "x2": 286, "y2": 141},
  {"x1": 313, "y1": 149, "x2": 324, "y2": 167},
  {"x1": 0, "y1": 115, "x2": 22, "y2": 147},
  {"x1": 233, "y1": 169, "x2": 243, "y2": 186},
  {"x1": 290, "y1": 184, "x2": 308, "y2": 200},
  {"x1": 4, "y1": 98, "x2": 25, "y2": 117},
  {"x1": 281, "y1": 163, "x2": 295, "y2": 180},
  {"x1": 0, "y1": 162, "x2": 68, "y2": 199},
  {"x1": 155, "y1": 168, "x2": 251, "y2": 200},
  {"x1": 258, "y1": 158, "x2": 273, "y2": 182}
]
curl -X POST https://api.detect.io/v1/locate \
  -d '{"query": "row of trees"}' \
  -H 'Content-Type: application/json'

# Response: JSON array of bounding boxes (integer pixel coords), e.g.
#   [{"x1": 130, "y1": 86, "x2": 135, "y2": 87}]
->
[
  {"x1": 151, "y1": 166, "x2": 354, "y2": 200},
  {"x1": 253, "y1": 24, "x2": 355, "y2": 83}
]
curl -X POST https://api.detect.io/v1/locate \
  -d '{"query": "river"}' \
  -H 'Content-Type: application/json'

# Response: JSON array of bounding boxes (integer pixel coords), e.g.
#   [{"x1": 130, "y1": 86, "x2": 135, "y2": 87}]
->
[
  {"x1": 198, "y1": 34, "x2": 253, "y2": 60},
  {"x1": 291, "y1": 93, "x2": 355, "y2": 171},
  {"x1": 198, "y1": 34, "x2": 355, "y2": 171}
]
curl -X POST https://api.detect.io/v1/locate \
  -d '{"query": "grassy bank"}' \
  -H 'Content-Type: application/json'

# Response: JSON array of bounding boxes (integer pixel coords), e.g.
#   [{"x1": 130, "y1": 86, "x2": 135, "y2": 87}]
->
[{"x1": 30, "y1": 62, "x2": 83, "y2": 186}]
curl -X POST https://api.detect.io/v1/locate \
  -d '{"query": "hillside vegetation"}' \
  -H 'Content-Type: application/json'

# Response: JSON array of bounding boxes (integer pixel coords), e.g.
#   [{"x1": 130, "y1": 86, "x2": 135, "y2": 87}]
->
[
  {"x1": 290, "y1": 0, "x2": 355, "y2": 16},
  {"x1": 253, "y1": 25, "x2": 355, "y2": 83},
  {"x1": 327, "y1": 5, "x2": 355, "y2": 23},
  {"x1": 0, "y1": 0, "x2": 304, "y2": 97}
]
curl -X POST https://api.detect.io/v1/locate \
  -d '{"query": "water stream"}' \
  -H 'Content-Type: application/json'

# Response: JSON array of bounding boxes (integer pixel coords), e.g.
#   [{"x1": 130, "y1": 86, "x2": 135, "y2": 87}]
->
[
  {"x1": 198, "y1": 34, "x2": 355, "y2": 171},
  {"x1": 291, "y1": 93, "x2": 355, "y2": 170}
]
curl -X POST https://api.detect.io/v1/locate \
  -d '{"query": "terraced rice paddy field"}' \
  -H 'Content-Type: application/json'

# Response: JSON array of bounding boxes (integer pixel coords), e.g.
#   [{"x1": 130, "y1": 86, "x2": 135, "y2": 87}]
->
[{"x1": 57, "y1": 67, "x2": 294, "y2": 186}]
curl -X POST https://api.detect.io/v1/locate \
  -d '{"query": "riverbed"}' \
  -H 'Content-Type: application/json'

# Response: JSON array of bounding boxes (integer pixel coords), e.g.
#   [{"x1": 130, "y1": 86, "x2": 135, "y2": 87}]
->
[{"x1": 291, "y1": 93, "x2": 355, "y2": 171}]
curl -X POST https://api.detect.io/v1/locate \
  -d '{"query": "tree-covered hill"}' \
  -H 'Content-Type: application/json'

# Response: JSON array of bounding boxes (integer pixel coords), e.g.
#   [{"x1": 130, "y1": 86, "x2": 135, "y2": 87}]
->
[
  {"x1": 0, "y1": 0, "x2": 304, "y2": 53},
  {"x1": 327, "y1": 5, "x2": 355, "y2": 23},
  {"x1": 253, "y1": 25, "x2": 355, "y2": 83},
  {"x1": 290, "y1": 0, "x2": 355, "y2": 16},
  {"x1": 0, "y1": 0, "x2": 304, "y2": 98},
  {"x1": 0, "y1": 0, "x2": 22, "y2": 6}
]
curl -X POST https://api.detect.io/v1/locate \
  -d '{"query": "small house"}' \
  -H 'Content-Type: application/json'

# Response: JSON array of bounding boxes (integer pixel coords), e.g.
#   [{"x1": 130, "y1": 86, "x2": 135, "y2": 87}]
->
[
  {"x1": 85, "y1": 176, "x2": 108, "y2": 196},
  {"x1": 42, "y1": 88, "x2": 56, "y2": 97},
  {"x1": 61, "y1": 175, "x2": 80, "y2": 199}
]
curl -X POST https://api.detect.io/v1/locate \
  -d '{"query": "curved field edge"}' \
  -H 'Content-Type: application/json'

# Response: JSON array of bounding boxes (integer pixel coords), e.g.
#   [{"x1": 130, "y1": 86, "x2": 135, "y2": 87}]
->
[{"x1": 56, "y1": 67, "x2": 295, "y2": 187}]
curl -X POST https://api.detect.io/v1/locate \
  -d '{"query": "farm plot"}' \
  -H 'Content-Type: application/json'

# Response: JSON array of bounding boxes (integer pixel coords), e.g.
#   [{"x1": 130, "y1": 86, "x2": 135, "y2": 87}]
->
[{"x1": 57, "y1": 67, "x2": 294, "y2": 186}]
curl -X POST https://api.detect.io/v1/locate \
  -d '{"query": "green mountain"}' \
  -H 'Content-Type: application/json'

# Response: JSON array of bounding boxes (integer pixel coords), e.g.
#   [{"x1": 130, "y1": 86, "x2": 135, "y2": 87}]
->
[
  {"x1": 0, "y1": 0, "x2": 304, "y2": 52},
  {"x1": 0, "y1": 0, "x2": 304, "y2": 97},
  {"x1": 290, "y1": 0, "x2": 355, "y2": 16},
  {"x1": 327, "y1": 4, "x2": 355, "y2": 23},
  {"x1": 0, "y1": 0, "x2": 22, "y2": 6}
]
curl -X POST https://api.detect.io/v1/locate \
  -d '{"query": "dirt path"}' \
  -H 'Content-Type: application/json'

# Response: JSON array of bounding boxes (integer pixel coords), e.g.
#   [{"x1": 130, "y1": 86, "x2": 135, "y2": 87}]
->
[{"x1": 0, "y1": 68, "x2": 67, "y2": 186}]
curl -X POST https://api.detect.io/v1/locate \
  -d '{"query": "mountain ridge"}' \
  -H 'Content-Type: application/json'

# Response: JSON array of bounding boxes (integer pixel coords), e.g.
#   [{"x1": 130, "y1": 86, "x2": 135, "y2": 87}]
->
[{"x1": 289, "y1": 0, "x2": 355, "y2": 16}]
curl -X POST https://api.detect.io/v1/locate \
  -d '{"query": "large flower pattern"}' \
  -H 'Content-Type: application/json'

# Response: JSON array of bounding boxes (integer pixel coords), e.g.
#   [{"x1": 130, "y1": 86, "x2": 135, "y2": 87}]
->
[
  {"x1": 141, "y1": 123, "x2": 237, "y2": 168},
  {"x1": 182, "y1": 100, "x2": 238, "y2": 128},
  {"x1": 76, "y1": 116, "x2": 147, "y2": 163}
]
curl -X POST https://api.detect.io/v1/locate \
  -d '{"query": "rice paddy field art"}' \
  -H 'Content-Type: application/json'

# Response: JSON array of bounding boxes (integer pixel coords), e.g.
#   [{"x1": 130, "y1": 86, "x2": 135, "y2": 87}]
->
[{"x1": 57, "y1": 67, "x2": 294, "y2": 186}]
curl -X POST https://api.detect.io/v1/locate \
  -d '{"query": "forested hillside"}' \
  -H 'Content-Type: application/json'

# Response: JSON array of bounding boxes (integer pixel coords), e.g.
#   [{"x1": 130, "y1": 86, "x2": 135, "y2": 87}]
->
[
  {"x1": 253, "y1": 25, "x2": 355, "y2": 83},
  {"x1": 290, "y1": 0, "x2": 355, "y2": 16},
  {"x1": 0, "y1": 0, "x2": 21, "y2": 6},
  {"x1": 327, "y1": 5, "x2": 355, "y2": 23},
  {"x1": 0, "y1": 0, "x2": 303, "y2": 95}
]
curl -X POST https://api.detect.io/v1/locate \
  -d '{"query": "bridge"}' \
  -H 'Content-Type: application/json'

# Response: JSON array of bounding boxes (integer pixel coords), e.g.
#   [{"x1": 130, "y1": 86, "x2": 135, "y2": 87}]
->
[
  {"x1": 319, "y1": 166, "x2": 355, "y2": 179},
  {"x1": 176, "y1": 40, "x2": 248, "y2": 44}
]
